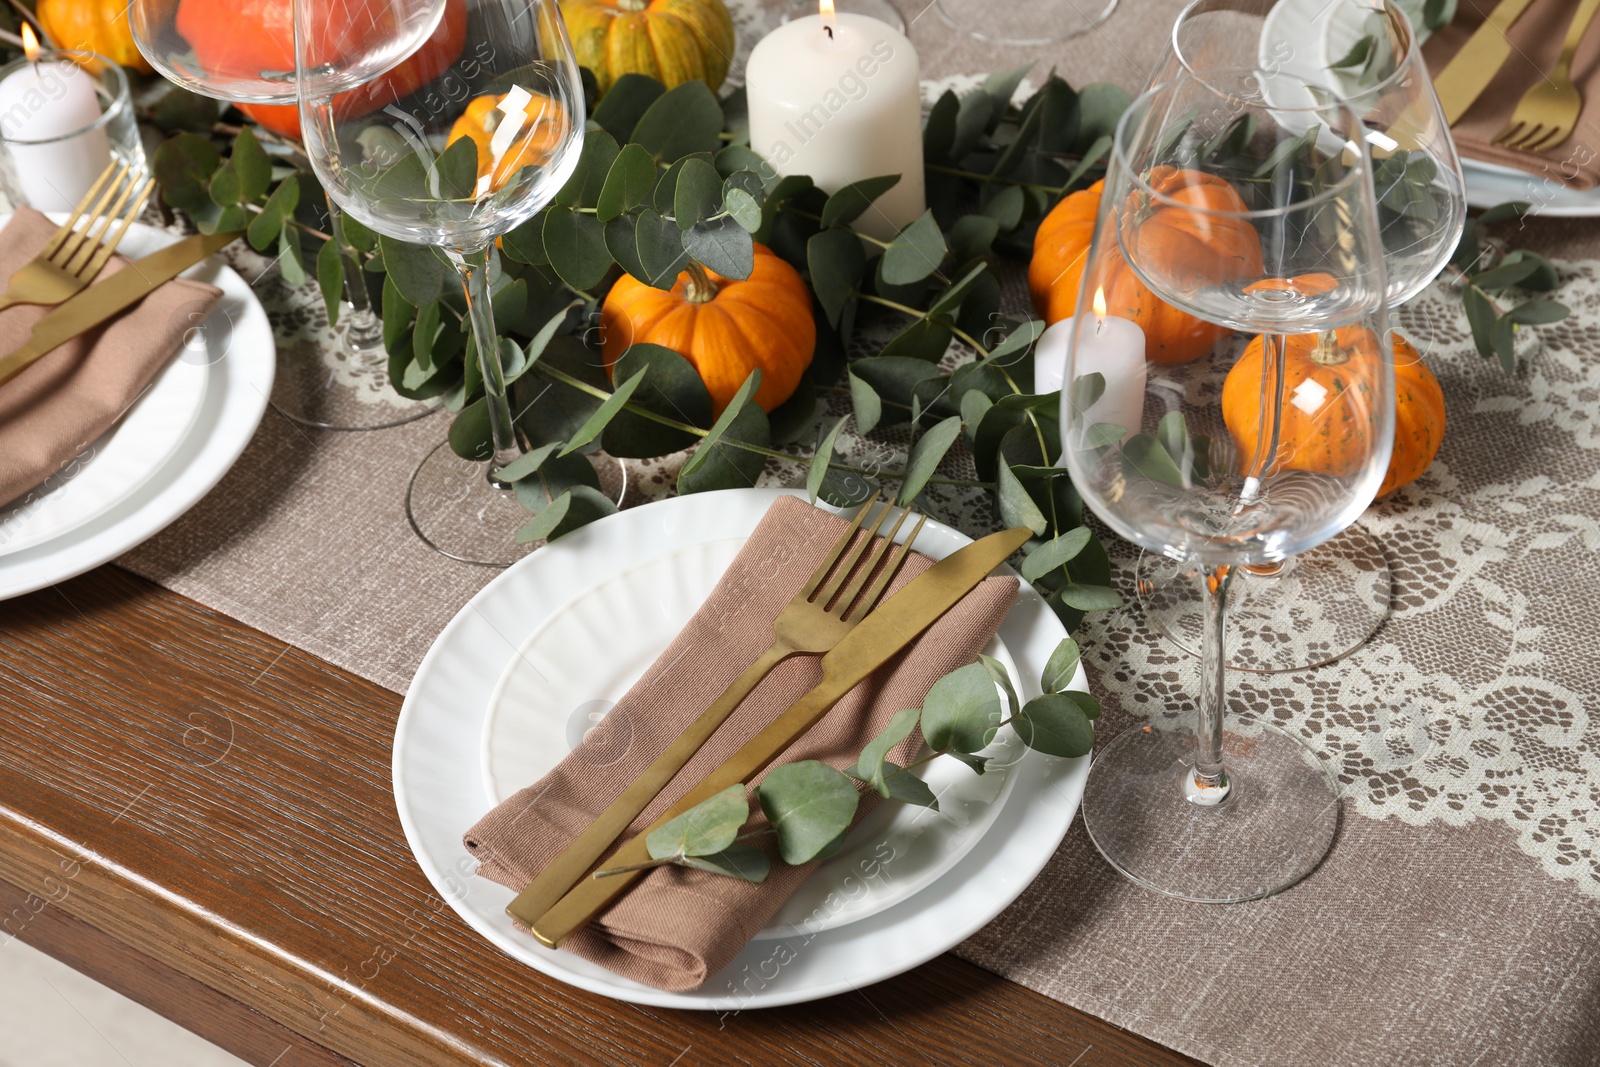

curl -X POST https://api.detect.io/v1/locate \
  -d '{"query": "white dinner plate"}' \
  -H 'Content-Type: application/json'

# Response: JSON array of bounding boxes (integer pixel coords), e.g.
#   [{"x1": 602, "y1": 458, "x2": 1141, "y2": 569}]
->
[
  {"x1": 0, "y1": 220, "x2": 274, "y2": 599},
  {"x1": 480, "y1": 534, "x2": 1029, "y2": 941},
  {"x1": 394, "y1": 488, "x2": 1091, "y2": 1009}
]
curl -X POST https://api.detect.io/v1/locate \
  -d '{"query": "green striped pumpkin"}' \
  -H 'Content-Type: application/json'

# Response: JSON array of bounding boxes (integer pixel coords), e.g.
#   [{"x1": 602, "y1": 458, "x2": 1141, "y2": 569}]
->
[{"x1": 561, "y1": 0, "x2": 735, "y2": 98}]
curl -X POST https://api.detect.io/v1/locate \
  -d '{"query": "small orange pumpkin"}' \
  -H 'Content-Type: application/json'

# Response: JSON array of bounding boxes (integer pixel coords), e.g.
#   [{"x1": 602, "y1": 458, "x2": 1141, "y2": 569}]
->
[
  {"x1": 37, "y1": 0, "x2": 154, "y2": 74},
  {"x1": 1029, "y1": 172, "x2": 1263, "y2": 365},
  {"x1": 1222, "y1": 328, "x2": 1445, "y2": 498},
  {"x1": 446, "y1": 93, "x2": 568, "y2": 193},
  {"x1": 601, "y1": 244, "x2": 815, "y2": 415},
  {"x1": 1123, "y1": 166, "x2": 1265, "y2": 289}
]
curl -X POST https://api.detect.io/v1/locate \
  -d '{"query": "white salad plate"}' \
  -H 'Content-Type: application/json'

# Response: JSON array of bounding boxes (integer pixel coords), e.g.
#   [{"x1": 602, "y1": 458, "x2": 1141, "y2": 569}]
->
[
  {"x1": 0, "y1": 218, "x2": 275, "y2": 599},
  {"x1": 394, "y1": 487, "x2": 1091, "y2": 1009}
]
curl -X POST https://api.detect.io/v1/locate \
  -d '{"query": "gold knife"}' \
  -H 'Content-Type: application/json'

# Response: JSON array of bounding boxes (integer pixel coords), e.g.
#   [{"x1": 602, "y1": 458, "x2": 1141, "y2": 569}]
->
[
  {"x1": 1433, "y1": 0, "x2": 1539, "y2": 126},
  {"x1": 516, "y1": 524, "x2": 1035, "y2": 948},
  {"x1": 0, "y1": 230, "x2": 243, "y2": 389}
]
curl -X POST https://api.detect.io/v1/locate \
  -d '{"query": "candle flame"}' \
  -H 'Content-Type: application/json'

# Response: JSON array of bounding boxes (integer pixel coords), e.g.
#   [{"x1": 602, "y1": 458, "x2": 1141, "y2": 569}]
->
[
  {"x1": 820, "y1": 0, "x2": 836, "y2": 16},
  {"x1": 21, "y1": 23, "x2": 40, "y2": 61},
  {"x1": 1092, "y1": 287, "x2": 1107, "y2": 318}
]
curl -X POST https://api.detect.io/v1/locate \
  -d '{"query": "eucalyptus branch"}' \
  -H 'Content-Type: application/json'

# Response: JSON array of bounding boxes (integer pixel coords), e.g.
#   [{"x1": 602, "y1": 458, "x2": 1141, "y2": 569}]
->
[
  {"x1": 779, "y1": 204, "x2": 893, "y2": 250},
  {"x1": 242, "y1": 202, "x2": 334, "y2": 244}
]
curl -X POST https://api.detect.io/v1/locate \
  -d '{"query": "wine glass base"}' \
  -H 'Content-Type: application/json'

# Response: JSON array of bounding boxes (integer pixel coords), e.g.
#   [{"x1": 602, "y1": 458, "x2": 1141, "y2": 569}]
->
[
  {"x1": 274, "y1": 315, "x2": 440, "y2": 431},
  {"x1": 935, "y1": 0, "x2": 1118, "y2": 45},
  {"x1": 1081, "y1": 719, "x2": 1341, "y2": 903},
  {"x1": 1136, "y1": 525, "x2": 1392, "y2": 674},
  {"x1": 405, "y1": 440, "x2": 627, "y2": 568}
]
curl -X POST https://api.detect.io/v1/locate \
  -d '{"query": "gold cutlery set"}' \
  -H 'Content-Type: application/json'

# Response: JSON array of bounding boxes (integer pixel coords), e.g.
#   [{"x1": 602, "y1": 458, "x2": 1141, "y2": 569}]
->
[
  {"x1": 0, "y1": 159, "x2": 242, "y2": 388},
  {"x1": 1433, "y1": 0, "x2": 1600, "y2": 153}
]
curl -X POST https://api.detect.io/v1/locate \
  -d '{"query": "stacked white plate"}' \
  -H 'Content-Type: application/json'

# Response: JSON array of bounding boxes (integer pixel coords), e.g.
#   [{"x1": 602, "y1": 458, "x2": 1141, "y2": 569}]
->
[{"x1": 0, "y1": 218, "x2": 275, "y2": 598}]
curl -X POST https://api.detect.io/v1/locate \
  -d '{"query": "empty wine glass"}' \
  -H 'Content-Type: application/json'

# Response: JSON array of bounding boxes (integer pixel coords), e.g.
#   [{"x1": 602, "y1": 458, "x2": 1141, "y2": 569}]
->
[
  {"x1": 936, "y1": 0, "x2": 1118, "y2": 46},
  {"x1": 128, "y1": 0, "x2": 451, "y2": 429},
  {"x1": 299, "y1": 0, "x2": 587, "y2": 565},
  {"x1": 1134, "y1": 0, "x2": 1465, "y2": 673},
  {"x1": 1067, "y1": 69, "x2": 1394, "y2": 901}
]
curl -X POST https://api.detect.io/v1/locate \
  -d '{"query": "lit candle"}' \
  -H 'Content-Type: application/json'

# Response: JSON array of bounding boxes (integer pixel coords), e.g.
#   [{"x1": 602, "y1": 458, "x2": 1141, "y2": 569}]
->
[
  {"x1": 745, "y1": 1, "x2": 926, "y2": 242},
  {"x1": 0, "y1": 27, "x2": 112, "y2": 211},
  {"x1": 1037, "y1": 288, "x2": 1148, "y2": 443}
]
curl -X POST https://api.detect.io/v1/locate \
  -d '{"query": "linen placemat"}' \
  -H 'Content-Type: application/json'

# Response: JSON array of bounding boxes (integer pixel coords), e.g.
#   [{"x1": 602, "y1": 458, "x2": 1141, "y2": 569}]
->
[{"x1": 113, "y1": 1, "x2": 1600, "y2": 1063}]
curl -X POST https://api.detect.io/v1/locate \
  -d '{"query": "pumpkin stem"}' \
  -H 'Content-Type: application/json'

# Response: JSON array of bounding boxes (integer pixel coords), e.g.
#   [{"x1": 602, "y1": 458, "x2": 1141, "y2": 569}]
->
[
  {"x1": 683, "y1": 261, "x2": 719, "y2": 304},
  {"x1": 1309, "y1": 330, "x2": 1349, "y2": 367}
]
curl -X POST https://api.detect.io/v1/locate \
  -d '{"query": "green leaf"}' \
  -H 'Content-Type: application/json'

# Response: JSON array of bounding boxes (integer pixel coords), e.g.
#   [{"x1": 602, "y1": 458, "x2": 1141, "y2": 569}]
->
[
  {"x1": 1498, "y1": 250, "x2": 1559, "y2": 291},
  {"x1": 316, "y1": 233, "x2": 344, "y2": 327},
  {"x1": 1423, "y1": 0, "x2": 1457, "y2": 30},
  {"x1": 1478, "y1": 201, "x2": 1531, "y2": 225},
  {"x1": 923, "y1": 90, "x2": 960, "y2": 163},
  {"x1": 821, "y1": 175, "x2": 902, "y2": 228},
  {"x1": 853, "y1": 707, "x2": 922, "y2": 798},
  {"x1": 152, "y1": 133, "x2": 222, "y2": 215},
  {"x1": 927, "y1": 263, "x2": 990, "y2": 319},
  {"x1": 680, "y1": 370, "x2": 760, "y2": 480},
  {"x1": 880, "y1": 316, "x2": 954, "y2": 363},
  {"x1": 513, "y1": 448, "x2": 602, "y2": 509},
  {"x1": 680, "y1": 843, "x2": 771, "y2": 882},
  {"x1": 978, "y1": 654, "x2": 1019, "y2": 722},
  {"x1": 519, "y1": 337, "x2": 607, "y2": 449},
  {"x1": 1329, "y1": 35, "x2": 1373, "y2": 71},
  {"x1": 724, "y1": 186, "x2": 763, "y2": 232},
  {"x1": 997, "y1": 461, "x2": 1049, "y2": 535},
  {"x1": 381, "y1": 275, "x2": 416, "y2": 351},
  {"x1": 411, "y1": 301, "x2": 443, "y2": 372},
  {"x1": 849, "y1": 373, "x2": 882, "y2": 436},
  {"x1": 448, "y1": 396, "x2": 495, "y2": 460},
  {"x1": 769, "y1": 373, "x2": 817, "y2": 446},
  {"x1": 951, "y1": 91, "x2": 995, "y2": 161},
  {"x1": 596, "y1": 143, "x2": 657, "y2": 222},
  {"x1": 636, "y1": 208, "x2": 691, "y2": 288},
  {"x1": 674, "y1": 158, "x2": 724, "y2": 230},
  {"x1": 685, "y1": 215, "x2": 755, "y2": 279},
  {"x1": 1252, "y1": 123, "x2": 1320, "y2": 178},
  {"x1": 981, "y1": 185, "x2": 1025, "y2": 230},
  {"x1": 1074, "y1": 83, "x2": 1132, "y2": 150},
  {"x1": 853, "y1": 356, "x2": 947, "y2": 418},
  {"x1": 542, "y1": 208, "x2": 612, "y2": 291},
  {"x1": 871, "y1": 763, "x2": 940, "y2": 808},
  {"x1": 1471, "y1": 258, "x2": 1540, "y2": 291},
  {"x1": 645, "y1": 785, "x2": 749, "y2": 860},
  {"x1": 592, "y1": 74, "x2": 666, "y2": 144},
  {"x1": 961, "y1": 389, "x2": 993, "y2": 436},
  {"x1": 1041, "y1": 638, "x2": 1081, "y2": 694},
  {"x1": 1463, "y1": 285, "x2": 1497, "y2": 357},
  {"x1": 153, "y1": 87, "x2": 219, "y2": 134},
  {"x1": 1490, "y1": 313, "x2": 1517, "y2": 373},
  {"x1": 756, "y1": 761, "x2": 862, "y2": 865},
  {"x1": 247, "y1": 175, "x2": 299, "y2": 252},
  {"x1": 632, "y1": 80, "x2": 724, "y2": 161},
  {"x1": 808, "y1": 416, "x2": 849, "y2": 503},
  {"x1": 211, "y1": 125, "x2": 270, "y2": 206},
  {"x1": 602, "y1": 343, "x2": 714, "y2": 457},
  {"x1": 881, "y1": 211, "x2": 948, "y2": 286},
  {"x1": 921, "y1": 662, "x2": 1003, "y2": 755},
  {"x1": 986, "y1": 320, "x2": 1046, "y2": 364},
  {"x1": 678, "y1": 371, "x2": 770, "y2": 494},
  {"x1": 514, "y1": 484, "x2": 618, "y2": 543},
  {"x1": 560, "y1": 366, "x2": 648, "y2": 456},
  {"x1": 1507, "y1": 300, "x2": 1569, "y2": 325},
  {"x1": 898, "y1": 416, "x2": 962, "y2": 505},
  {"x1": 1057, "y1": 583, "x2": 1122, "y2": 611},
  {"x1": 1014, "y1": 692, "x2": 1095, "y2": 758},
  {"x1": 433, "y1": 134, "x2": 481, "y2": 201},
  {"x1": 604, "y1": 214, "x2": 648, "y2": 283},
  {"x1": 1120, "y1": 432, "x2": 1187, "y2": 489},
  {"x1": 1020, "y1": 528, "x2": 1092, "y2": 582},
  {"x1": 492, "y1": 441, "x2": 562, "y2": 483},
  {"x1": 948, "y1": 214, "x2": 1000, "y2": 264},
  {"x1": 554, "y1": 130, "x2": 620, "y2": 209},
  {"x1": 808, "y1": 228, "x2": 866, "y2": 328},
  {"x1": 382, "y1": 235, "x2": 451, "y2": 306},
  {"x1": 278, "y1": 226, "x2": 306, "y2": 286}
]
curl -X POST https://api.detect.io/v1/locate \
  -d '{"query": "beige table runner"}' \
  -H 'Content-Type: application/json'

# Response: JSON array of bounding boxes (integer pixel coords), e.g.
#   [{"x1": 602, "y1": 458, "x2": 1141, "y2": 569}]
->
[{"x1": 116, "y1": 2, "x2": 1600, "y2": 1063}]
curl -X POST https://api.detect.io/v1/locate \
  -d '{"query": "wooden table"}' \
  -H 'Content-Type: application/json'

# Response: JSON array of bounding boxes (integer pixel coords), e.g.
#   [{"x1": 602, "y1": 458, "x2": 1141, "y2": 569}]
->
[{"x1": 0, "y1": 566, "x2": 1196, "y2": 1067}]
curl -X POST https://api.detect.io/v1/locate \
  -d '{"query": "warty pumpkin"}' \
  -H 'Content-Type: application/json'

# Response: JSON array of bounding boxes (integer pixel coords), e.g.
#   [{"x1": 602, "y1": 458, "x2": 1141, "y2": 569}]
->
[
  {"x1": 600, "y1": 244, "x2": 815, "y2": 415},
  {"x1": 561, "y1": 0, "x2": 735, "y2": 98},
  {"x1": 1222, "y1": 328, "x2": 1445, "y2": 498},
  {"x1": 37, "y1": 0, "x2": 153, "y2": 74},
  {"x1": 1029, "y1": 173, "x2": 1263, "y2": 365}
]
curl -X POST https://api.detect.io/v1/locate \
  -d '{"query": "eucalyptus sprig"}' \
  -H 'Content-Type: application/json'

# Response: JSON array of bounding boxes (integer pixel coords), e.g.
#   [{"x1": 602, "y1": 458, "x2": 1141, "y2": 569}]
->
[
  {"x1": 598, "y1": 638, "x2": 1098, "y2": 882},
  {"x1": 1450, "y1": 202, "x2": 1569, "y2": 372}
]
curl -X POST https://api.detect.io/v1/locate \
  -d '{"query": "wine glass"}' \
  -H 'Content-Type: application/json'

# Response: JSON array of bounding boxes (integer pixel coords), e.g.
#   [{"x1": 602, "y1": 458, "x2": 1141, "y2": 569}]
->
[
  {"x1": 128, "y1": 0, "x2": 450, "y2": 429},
  {"x1": 299, "y1": 0, "x2": 587, "y2": 565},
  {"x1": 1132, "y1": 0, "x2": 1465, "y2": 673},
  {"x1": 1067, "y1": 69, "x2": 1394, "y2": 901},
  {"x1": 936, "y1": 0, "x2": 1118, "y2": 46}
]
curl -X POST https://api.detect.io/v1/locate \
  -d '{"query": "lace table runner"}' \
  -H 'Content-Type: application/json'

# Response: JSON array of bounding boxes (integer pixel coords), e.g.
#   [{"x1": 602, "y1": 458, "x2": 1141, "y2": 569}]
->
[{"x1": 117, "y1": 2, "x2": 1600, "y2": 1063}]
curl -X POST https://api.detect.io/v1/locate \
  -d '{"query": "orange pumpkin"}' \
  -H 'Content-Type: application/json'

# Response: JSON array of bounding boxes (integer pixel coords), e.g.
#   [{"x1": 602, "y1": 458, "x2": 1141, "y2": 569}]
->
[
  {"x1": 1124, "y1": 166, "x2": 1265, "y2": 289},
  {"x1": 37, "y1": 0, "x2": 154, "y2": 74},
  {"x1": 446, "y1": 93, "x2": 568, "y2": 193},
  {"x1": 1030, "y1": 174, "x2": 1262, "y2": 365},
  {"x1": 1222, "y1": 328, "x2": 1445, "y2": 498},
  {"x1": 601, "y1": 244, "x2": 815, "y2": 415},
  {"x1": 236, "y1": 102, "x2": 303, "y2": 139}
]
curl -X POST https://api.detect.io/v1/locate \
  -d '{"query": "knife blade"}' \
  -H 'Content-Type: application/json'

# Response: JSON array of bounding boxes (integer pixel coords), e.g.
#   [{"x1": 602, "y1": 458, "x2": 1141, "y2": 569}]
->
[
  {"x1": 0, "y1": 230, "x2": 243, "y2": 389},
  {"x1": 515, "y1": 524, "x2": 1034, "y2": 948},
  {"x1": 1432, "y1": 0, "x2": 1538, "y2": 126}
]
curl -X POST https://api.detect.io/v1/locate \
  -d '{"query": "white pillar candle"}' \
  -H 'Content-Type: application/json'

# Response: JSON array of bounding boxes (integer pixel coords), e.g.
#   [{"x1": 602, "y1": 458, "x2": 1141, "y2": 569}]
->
[
  {"x1": 745, "y1": 7, "x2": 926, "y2": 242},
  {"x1": 0, "y1": 49, "x2": 111, "y2": 212},
  {"x1": 1037, "y1": 299, "x2": 1148, "y2": 445}
]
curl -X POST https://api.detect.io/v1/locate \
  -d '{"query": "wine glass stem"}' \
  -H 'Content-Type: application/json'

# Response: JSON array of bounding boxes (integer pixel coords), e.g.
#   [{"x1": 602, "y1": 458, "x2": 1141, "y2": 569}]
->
[
  {"x1": 450, "y1": 243, "x2": 521, "y2": 475},
  {"x1": 1194, "y1": 565, "x2": 1232, "y2": 800},
  {"x1": 325, "y1": 195, "x2": 382, "y2": 349}
]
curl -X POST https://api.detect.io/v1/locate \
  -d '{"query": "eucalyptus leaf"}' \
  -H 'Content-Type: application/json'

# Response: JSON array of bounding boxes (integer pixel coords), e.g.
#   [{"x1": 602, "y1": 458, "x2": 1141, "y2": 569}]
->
[
  {"x1": 821, "y1": 175, "x2": 901, "y2": 228},
  {"x1": 433, "y1": 134, "x2": 481, "y2": 201},
  {"x1": 978, "y1": 654, "x2": 1020, "y2": 722},
  {"x1": 724, "y1": 185, "x2": 763, "y2": 232},
  {"x1": 633, "y1": 80, "x2": 724, "y2": 161},
  {"x1": 448, "y1": 396, "x2": 495, "y2": 460},
  {"x1": 1074, "y1": 83, "x2": 1132, "y2": 150},
  {"x1": 560, "y1": 366, "x2": 648, "y2": 456},
  {"x1": 644, "y1": 784, "x2": 749, "y2": 860},
  {"x1": 898, "y1": 416, "x2": 962, "y2": 505},
  {"x1": 678, "y1": 371, "x2": 769, "y2": 494},
  {"x1": 381, "y1": 274, "x2": 416, "y2": 351},
  {"x1": 278, "y1": 226, "x2": 306, "y2": 286},
  {"x1": 382, "y1": 235, "x2": 451, "y2": 306},
  {"x1": 513, "y1": 448, "x2": 603, "y2": 510},
  {"x1": 808, "y1": 228, "x2": 866, "y2": 327},
  {"x1": 1057, "y1": 583, "x2": 1123, "y2": 611},
  {"x1": 881, "y1": 211, "x2": 949, "y2": 286},
  {"x1": 602, "y1": 344, "x2": 714, "y2": 457},
  {"x1": 592, "y1": 74, "x2": 666, "y2": 144},
  {"x1": 1471, "y1": 258, "x2": 1540, "y2": 291},
  {"x1": 680, "y1": 843, "x2": 771, "y2": 882},
  {"x1": 316, "y1": 232, "x2": 343, "y2": 326},
  {"x1": 515, "y1": 484, "x2": 618, "y2": 543},
  {"x1": 492, "y1": 441, "x2": 563, "y2": 484},
  {"x1": 1507, "y1": 300, "x2": 1569, "y2": 325},
  {"x1": 1014, "y1": 692, "x2": 1095, "y2": 758},
  {"x1": 542, "y1": 208, "x2": 611, "y2": 291},
  {"x1": 153, "y1": 88, "x2": 219, "y2": 134},
  {"x1": 153, "y1": 133, "x2": 222, "y2": 215},
  {"x1": 637, "y1": 208, "x2": 692, "y2": 288},
  {"x1": 554, "y1": 130, "x2": 620, "y2": 210},
  {"x1": 853, "y1": 707, "x2": 922, "y2": 797},
  {"x1": 684, "y1": 215, "x2": 755, "y2": 279},
  {"x1": 247, "y1": 175, "x2": 299, "y2": 252},
  {"x1": 921, "y1": 662, "x2": 1002, "y2": 755},
  {"x1": 674, "y1": 157, "x2": 724, "y2": 229},
  {"x1": 1463, "y1": 284, "x2": 1497, "y2": 357},
  {"x1": 870, "y1": 764, "x2": 940, "y2": 809},
  {"x1": 997, "y1": 460, "x2": 1049, "y2": 535},
  {"x1": 756, "y1": 761, "x2": 861, "y2": 866},
  {"x1": 808, "y1": 416, "x2": 849, "y2": 502},
  {"x1": 604, "y1": 214, "x2": 649, "y2": 283},
  {"x1": 1020, "y1": 528, "x2": 1093, "y2": 582},
  {"x1": 880, "y1": 316, "x2": 954, "y2": 363},
  {"x1": 596, "y1": 143, "x2": 657, "y2": 222},
  {"x1": 1041, "y1": 638, "x2": 1082, "y2": 694},
  {"x1": 850, "y1": 372, "x2": 883, "y2": 435}
]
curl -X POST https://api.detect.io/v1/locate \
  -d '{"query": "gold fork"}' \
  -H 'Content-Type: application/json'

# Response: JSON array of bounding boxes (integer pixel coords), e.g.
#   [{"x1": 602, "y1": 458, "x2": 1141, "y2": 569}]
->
[
  {"x1": 503, "y1": 491, "x2": 928, "y2": 924},
  {"x1": 0, "y1": 161, "x2": 157, "y2": 314},
  {"x1": 1491, "y1": 0, "x2": 1600, "y2": 154}
]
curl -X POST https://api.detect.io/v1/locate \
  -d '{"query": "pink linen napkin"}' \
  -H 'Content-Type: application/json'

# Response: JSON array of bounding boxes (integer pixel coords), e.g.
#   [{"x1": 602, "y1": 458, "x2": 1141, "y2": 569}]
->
[
  {"x1": 0, "y1": 207, "x2": 224, "y2": 508},
  {"x1": 464, "y1": 495, "x2": 1020, "y2": 992}
]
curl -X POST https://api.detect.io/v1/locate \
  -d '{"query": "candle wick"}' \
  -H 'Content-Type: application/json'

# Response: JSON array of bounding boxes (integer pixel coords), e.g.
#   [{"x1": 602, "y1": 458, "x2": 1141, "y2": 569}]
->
[
  {"x1": 1095, "y1": 317, "x2": 1103, "y2": 336},
  {"x1": 825, "y1": 24, "x2": 834, "y2": 38}
]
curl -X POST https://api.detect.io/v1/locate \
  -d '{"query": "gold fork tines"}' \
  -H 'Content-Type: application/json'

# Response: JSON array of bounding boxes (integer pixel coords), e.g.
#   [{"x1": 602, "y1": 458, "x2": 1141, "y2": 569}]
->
[
  {"x1": 1490, "y1": 0, "x2": 1600, "y2": 154},
  {"x1": 0, "y1": 160, "x2": 156, "y2": 314},
  {"x1": 504, "y1": 492, "x2": 926, "y2": 929}
]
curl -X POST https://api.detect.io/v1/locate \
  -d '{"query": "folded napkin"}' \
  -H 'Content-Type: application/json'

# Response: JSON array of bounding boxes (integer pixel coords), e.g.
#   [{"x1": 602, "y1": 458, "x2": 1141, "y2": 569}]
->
[
  {"x1": 1422, "y1": 2, "x2": 1600, "y2": 188},
  {"x1": 0, "y1": 208, "x2": 225, "y2": 509},
  {"x1": 464, "y1": 495, "x2": 1020, "y2": 992}
]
